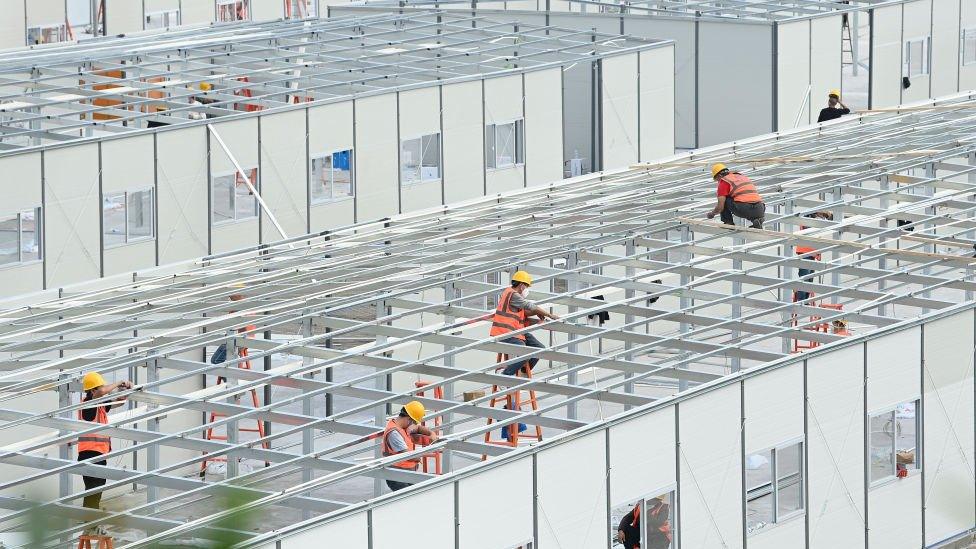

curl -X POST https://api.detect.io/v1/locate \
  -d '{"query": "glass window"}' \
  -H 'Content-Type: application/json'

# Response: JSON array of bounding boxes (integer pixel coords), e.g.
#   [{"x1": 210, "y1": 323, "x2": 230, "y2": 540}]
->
[
  {"x1": 212, "y1": 174, "x2": 236, "y2": 223},
  {"x1": 310, "y1": 150, "x2": 354, "y2": 203},
  {"x1": 128, "y1": 189, "x2": 154, "y2": 240},
  {"x1": 485, "y1": 125, "x2": 496, "y2": 169},
  {"x1": 747, "y1": 442, "x2": 804, "y2": 535},
  {"x1": 870, "y1": 401, "x2": 919, "y2": 484},
  {"x1": 288, "y1": 0, "x2": 317, "y2": 18},
  {"x1": 27, "y1": 25, "x2": 67, "y2": 45},
  {"x1": 212, "y1": 168, "x2": 258, "y2": 224},
  {"x1": 235, "y1": 170, "x2": 258, "y2": 220},
  {"x1": 217, "y1": 0, "x2": 249, "y2": 22},
  {"x1": 903, "y1": 37, "x2": 930, "y2": 77},
  {"x1": 963, "y1": 28, "x2": 976, "y2": 66},
  {"x1": 0, "y1": 208, "x2": 43, "y2": 265},
  {"x1": 610, "y1": 491, "x2": 675, "y2": 549},
  {"x1": 103, "y1": 193, "x2": 127, "y2": 247},
  {"x1": 145, "y1": 10, "x2": 180, "y2": 30},
  {"x1": 104, "y1": 189, "x2": 155, "y2": 247},
  {"x1": 486, "y1": 120, "x2": 526, "y2": 169},
  {"x1": 401, "y1": 134, "x2": 440, "y2": 184},
  {"x1": 515, "y1": 119, "x2": 525, "y2": 164}
]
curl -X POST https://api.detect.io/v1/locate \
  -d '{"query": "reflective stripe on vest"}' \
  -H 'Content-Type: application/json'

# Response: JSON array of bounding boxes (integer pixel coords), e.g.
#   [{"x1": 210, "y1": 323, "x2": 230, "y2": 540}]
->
[
  {"x1": 722, "y1": 173, "x2": 762, "y2": 203},
  {"x1": 77, "y1": 401, "x2": 111, "y2": 454},
  {"x1": 382, "y1": 419, "x2": 419, "y2": 471},
  {"x1": 489, "y1": 287, "x2": 527, "y2": 341}
]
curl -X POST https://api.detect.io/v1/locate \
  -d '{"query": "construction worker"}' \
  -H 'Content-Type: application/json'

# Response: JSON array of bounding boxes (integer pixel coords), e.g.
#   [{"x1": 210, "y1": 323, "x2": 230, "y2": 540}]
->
[
  {"x1": 817, "y1": 89, "x2": 851, "y2": 123},
  {"x1": 707, "y1": 164, "x2": 765, "y2": 229},
  {"x1": 490, "y1": 271, "x2": 560, "y2": 376},
  {"x1": 78, "y1": 372, "x2": 132, "y2": 510},
  {"x1": 794, "y1": 211, "x2": 833, "y2": 302},
  {"x1": 616, "y1": 496, "x2": 672, "y2": 549},
  {"x1": 381, "y1": 400, "x2": 438, "y2": 492}
]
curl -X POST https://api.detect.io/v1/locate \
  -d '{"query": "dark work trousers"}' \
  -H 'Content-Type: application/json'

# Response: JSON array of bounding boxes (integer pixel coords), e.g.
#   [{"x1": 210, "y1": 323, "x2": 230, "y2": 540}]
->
[
  {"x1": 795, "y1": 267, "x2": 816, "y2": 302},
  {"x1": 720, "y1": 200, "x2": 765, "y2": 228},
  {"x1": 78, "y1": 450, "x2": 108, "y2": 509},
  {"x1": 500, "y1": 332, "x2": 544, "y2": 375}
]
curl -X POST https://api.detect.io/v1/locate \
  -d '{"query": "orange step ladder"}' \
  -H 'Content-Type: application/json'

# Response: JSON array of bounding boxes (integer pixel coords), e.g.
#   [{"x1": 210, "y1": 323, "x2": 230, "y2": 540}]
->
[
  {"x1": 483, "y1": 353, "x2": 542, "y2": 459},
  {"x1": 77, "y1": 535, "x2": 113, "y2": 549},
  {"x1": 413, "y1": 380, "x2": 443, "y2": 475},
  {"x1": 200, "y1": 345, "x2": 270, "y2": 476},
  {"x1": 792, "y1": 301, "x2": 849, "y2": 353}
]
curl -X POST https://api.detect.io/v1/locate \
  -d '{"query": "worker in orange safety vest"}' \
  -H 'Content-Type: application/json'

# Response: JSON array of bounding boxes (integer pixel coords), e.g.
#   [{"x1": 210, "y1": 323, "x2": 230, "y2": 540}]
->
[
  {"x1": 77, "y1": 371, "x2": 132, "y2": 510},
  {"x1": 707, "y1": 164, "x2": 765, "y2": 229},
  {"x1": 616, "y1": 495, "x2": 672, "y2": 549},
  {"x1": 489, "y1": 271, "x2": 560, "y2": 376},
  {"x1": 382, "y1": 400, "x2": 438, "y2": 492},
  {"x1": 794, "y1": 211, "x2": 833, "y2": 302}
]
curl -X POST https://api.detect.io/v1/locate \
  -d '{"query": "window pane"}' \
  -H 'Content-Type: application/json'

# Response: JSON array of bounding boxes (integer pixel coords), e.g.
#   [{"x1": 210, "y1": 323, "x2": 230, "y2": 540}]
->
[
  {"x1": 485, "y1": 125, "x2": 496, "y2": 169},
  {"x1": 235, "y1": 169, "x2": 258, "y2": 220},
  {"x1": 213, "y1": 174, "x2": 236, "y2": 223},
  {"x1": 0, "y1": 215, "x2": 19, "y2": 265},
  {"x1": 401, "y1": 137, "x2": 421, "y2": 184},
  {"x1": 895, "y1": 401, "x2": 918, "y2": 471},
  {"x1": 333, "y1": 150, "x2": 353, "y2": 198},
  {"x1": 965, "y1": 30, "x2": 976, "y2": 65},
  {"x1": 644, "y1": 493, "x2": 674, "y2": 548},
  {"x1": 310, "y1": 155, "x2": 331, "y2": 203},
  {"x1": 870, "y1": 411, "x2": 896, "y2": 481},
  {"x1": 421, "y1": 133, "x2": 440, "y2": 180},
  {"x1": 496, "y1": 122, "x2": 516, "y2": 167},
  {"x1": 515, "y1": 119, "x2": 525, "y2": 164},
  {"x1": 776, "y1": 443, "x2": 803, "y2": 517},
  {"x1": 21, "y1": 208, "x2": 40, "y2": 262},
  {"x1": 127, "y1": 190, "x2": 153, "y2": 240},
  {"x1": 746, "y1": 449, "x2": 773, "y2": 533},
  {"x1": 911, "y1": 41, "x2": 924, "y2": 75},
  {"x1": 611, "y1": 500, "x2": 641, "y2": 549},
  {"x1": 103, "y1": 193, "x2": 126, "y2": 246}
]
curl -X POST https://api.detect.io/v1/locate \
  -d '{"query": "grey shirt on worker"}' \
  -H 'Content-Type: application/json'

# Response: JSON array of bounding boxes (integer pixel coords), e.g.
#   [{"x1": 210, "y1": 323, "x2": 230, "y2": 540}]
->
[
  {"x1": 387, "y1": 428, "x2": 408, "y2": 452},
  {"x1": 508, "y1": 290, "x2": 536, "y2": 312}
]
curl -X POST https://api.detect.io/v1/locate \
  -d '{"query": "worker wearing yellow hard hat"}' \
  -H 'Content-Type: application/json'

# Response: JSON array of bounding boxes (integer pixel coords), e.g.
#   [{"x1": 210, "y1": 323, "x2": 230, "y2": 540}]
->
[
  {"x1": 817, "y1": 88, "x2": 850, "y2": 123},
  {"x1": 707, "y1": 164, "x2": 765, "y2": 229},
  {"x1": 78, "y1": 372, "x2": 133, "y2": 512},
  {"x1": 381, "y1": 400, "x2": 438, "y2": 491},
  {"x1": 489, "y1": 270, "x2": 560, "y2": 376}
]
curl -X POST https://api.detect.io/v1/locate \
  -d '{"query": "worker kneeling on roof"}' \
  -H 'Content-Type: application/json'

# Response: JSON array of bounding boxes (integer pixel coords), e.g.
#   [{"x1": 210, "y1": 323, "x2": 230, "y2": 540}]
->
[
  {"x1": 490, "y1": 271, "x2": 560, "y2": 376},
  {"x1": 382, "y1": 400, "x2": 438, "y2": 492},
  {"x1": 706, "y1": 164, "x2": 765, "y2": 229},
  {"x1": 77, "y1": 372, "x2": 132, "y2": 512}
]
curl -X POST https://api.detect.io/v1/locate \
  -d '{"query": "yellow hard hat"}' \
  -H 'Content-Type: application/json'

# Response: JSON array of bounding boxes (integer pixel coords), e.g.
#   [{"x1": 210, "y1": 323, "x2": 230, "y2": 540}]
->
[
  {"x1": 199, "y1": 82, "x2": 213, "y2": 91},
  {"x1": 403, "y1": 400, "x2": 425, "y2": 423},
  {"x1": 82, "y1": 372, "x2": 106, "y2": 391},
  {"x1": 829, "y1": 89, "x2": 841, "y2": 98},
  {"x1": 711, "y1": 163, "x2": 728, "y2": 179},
  {"x1": 511, "y1": 270, "x2": 533, "y2": 286}
]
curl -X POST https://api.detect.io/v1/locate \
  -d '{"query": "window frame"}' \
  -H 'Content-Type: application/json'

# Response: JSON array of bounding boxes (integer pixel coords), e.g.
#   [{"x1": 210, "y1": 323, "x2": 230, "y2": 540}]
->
[
  {"x1": 211, "y1": 168, "x2": 260, "y2": 225},
  {"x1": 611, "y1": 487, "x2": 678, "y2": 549},
  {"x1": 400, "y1": 132, "x2": 441, "y2": 185},
  {"x1": 745, "y1": 439, "x2": 805, "y2": 536},
  {"x1": 27, "y1": 23, "x2": 68, "y2": 46},
  {"x1": 103, "y1": 188, "x2": 156, "y2": 248},
  {"x1": 485, "y1": 119, "x2": 526, "y2": 170},
  {"x1": 868, "y1": 399, "x2": 921, "y2": 487},
  {"x1": 288, "y1": 0, "x2": 317, "y2": 18},
  {"x1": 962, "y1": 27, "x2": 976, "y2": 66},
  {"x1": 216, "y1": 0, "x2": 250, "y2": 22},
  {"x1": 309, "y1": 149, "x2": 355, "y2": 204},
  {"x1": 903, "y1": 36, "x2": 931, "y2": 78},
  {"x1": 145, "y1": 9, "x2": 181, "y2": 30},
  {"x1": 0, "y1": 207, "x2": 43, "y2": 268}
]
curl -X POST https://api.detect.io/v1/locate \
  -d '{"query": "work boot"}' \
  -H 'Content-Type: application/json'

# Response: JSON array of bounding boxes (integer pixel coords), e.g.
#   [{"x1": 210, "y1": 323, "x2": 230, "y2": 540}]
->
[{"x1": 751, "y1": 218, "x2": 764, "y2": 229}]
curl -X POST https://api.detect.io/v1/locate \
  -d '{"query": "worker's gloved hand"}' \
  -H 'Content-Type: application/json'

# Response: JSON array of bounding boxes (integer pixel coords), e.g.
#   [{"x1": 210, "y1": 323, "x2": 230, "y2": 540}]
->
[{"x1": 706, "y1": 211, "x2": 716, "y2": 219}]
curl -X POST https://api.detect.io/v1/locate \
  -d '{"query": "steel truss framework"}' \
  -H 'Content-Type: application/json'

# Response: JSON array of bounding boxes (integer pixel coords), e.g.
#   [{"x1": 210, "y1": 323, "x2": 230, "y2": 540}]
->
[
  {"x1": 2, "y1": 92, "x2": 976, "y2": 547},
  {"x1": 352, "y1": 0, "x2": 902, "y2": 21},
  {"x1": 0, "y1": 11, "x2": 657, "y2": 151}
]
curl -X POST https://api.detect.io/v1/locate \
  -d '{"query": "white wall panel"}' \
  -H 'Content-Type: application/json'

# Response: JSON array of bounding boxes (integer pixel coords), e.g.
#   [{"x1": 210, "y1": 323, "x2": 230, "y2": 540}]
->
[
  {"x1": 962, "y1": 3, "x2": 976, "y2": 91},
  {"x1": 537, "y1": 431, "x2": 607, "y2": 548},
  {"x1": 867, "y1": 327, "x2": 921, "y2": 412},
  {"x1": 777, "y1": 21, "x2": 812, "y2": 129},
  {"x1": 250, "y1": 0, "x2": 284, "y2": 21},
  {"x1": 601, "y1": 53, "x2": 639, "y2": 170},
  {"x1": 868, "y1": 474, "x2": 923, "y2": 548},
  {"x1": 548, "y1": 12, "x2": 620, "y2": 35},
  {"x1": 625, "y1": 17, "x2": 694, "y2": 148},
  {"x1": 679, "y1": 384, "x2": 743, "y2": 549},
  {"x1": 524, "y1": 68, "x2": 563, "y2": 187},
  {"x1": 309, "y1": 195, "x2": 354, "y2": 231},
  {"x1": 810, "y1": 15, "x2": 842, "y2": 117},
  {"x1": 807, "y1": 344, "x2": 865, "y2": 549},
  {"x1": 180, "y1": 0, "x2": 214, "y2": 25},
  {"x1": 442, "y1": 80, "x2": 484, "y2": 203},
  {"x1": 399, "y1": 87, "x2": 442, "y2": 213},
  {"x1": 930, "y1": 0, "x2": 961, "y2": 97},
  {"x1": 0, "y1": 0, "x2": 27, "y2": 50},
  {"x1": 44, "y1": 144, "x2": 101, "y2": 287},
  {"x1": 485, "y1": 74, "x2": 525, "y2": 194},
  {"x1": 870, "y1": 5, "x2": 903, "y2": 109},
  {"x1": 307, "y1": 101, "x2": 354, "y2": 231},
  {"x1": 609, "y1": 407, "x2": 676, "y2": 505},
  {"x1": 103, "y1": 241, "x2": 154, "y2": 276},
  {"x1": 283, "y1": 512, "x2": 368, "y2": 549},
  {"x1": 105, "y1": 0, "x2": 143, "y2": 35},
  {"x1": 157, "y1": 126, "x2": 209, "y2": 264},
  {"x1": 354, "y1": 94, "x2": 399, "y2": 222},
  {"x1": 747, "y1": 518, "x2": 805, "y2": 549},
  {"x1": 638, "y1": 46, "x2": 675, "y2": 161},
  {"x1": 210, "y1": 118, "x2": 260, "y2": 254},
  {"x1": 259, "y1": 110, "x2": 308, "y2": 241},
  {"x1": 100, "y1": 135, "x2": 156, "y2": 276},
  {"x1": 458, "y1": 458, "x2": 534, "y2": 548},
  {"x1": 901, "y1": 0, "x2": 932, "y2": 104},
  {"x1": 26, "y1": 0, "x2": 64, "y2": 26},
  {"x1": 0, "y1": 152, "x2": 43, "y2": 294},
  {"x1": 922, "y1": 311, "x2": 976, "y2": 544},
  {"x1": 373, "y1": 484, "x2": 454, "y2": 549},
  {"x1": 698, "y1": 21, "x2": 773, "y2": 145},
  {"x1": 145, "y1": 0, "x2": 181, "y2": 10},
  {"x1": 745, "y1": 365, "x2": 803, "y2": 453}
]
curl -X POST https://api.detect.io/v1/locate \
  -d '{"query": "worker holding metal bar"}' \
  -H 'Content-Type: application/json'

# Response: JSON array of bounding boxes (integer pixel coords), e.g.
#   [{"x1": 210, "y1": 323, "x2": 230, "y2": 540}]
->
[
  {"x1": 707, "y1": 164, "x2": 765, "y2": 229},
  {"x1": 77, "y1": 372, "x2": 132, "y2": 511},
  {"x1": 381, "y1": 401, "x2": 438, "y2": 492},
  {"x1": 490, "y1": 271, "x2": 560, "y2": 376}
]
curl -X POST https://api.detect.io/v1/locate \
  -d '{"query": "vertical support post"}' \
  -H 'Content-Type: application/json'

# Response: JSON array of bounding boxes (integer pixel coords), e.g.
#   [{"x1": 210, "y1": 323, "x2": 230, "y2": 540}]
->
[
  {"x1": 678, "y1": 226, "x2": 691, "y2": 391},
  {"x1": 878, "y1": 174, "x2": 890, "y2": 316},
  {"x1": 263, "y1": 327, "x2": 272, "y2": 446},
  {"x1": 781, "y1": 199, "x2": 795, "y2": 355},
  {"x1": 851, "y1": 10, "x2": 859, "y2": 77},
  {"x1": 58, "y1": 372, "x2": 71, "y2": 498},
  {"x1": 441, "y1": 281, "x2": 456, "y2": 473},
  {"x1": 301, "y1": 313, "x2": 313, "y2": 520},
  {"x1": 224, "y1": 331, "x2": 239, "y2": 479},
  {"x1": 921, "y1": 162, "x2": 936, "y2": 312},
  {"x1": 967, "y1": 153, "x2": 976, "y2": 302},
  {"x1": 146, "y1": 352, "x2": 160, "y2": 503},
  {"x1": 830, "y1": 186, "x2": 844, "y2": 304},
  {"x1": 374, "y1": 298, "x2": 389, "y2": 496},
  {"x1": 566, "y1": 250, "x2": 580, "y2": 419},
  {"x1": 622, "y1": 240, "x2": 635, "y2": 408},
  {"x1": 730, "y1": 231, "x2": 742, "y2": 373}
]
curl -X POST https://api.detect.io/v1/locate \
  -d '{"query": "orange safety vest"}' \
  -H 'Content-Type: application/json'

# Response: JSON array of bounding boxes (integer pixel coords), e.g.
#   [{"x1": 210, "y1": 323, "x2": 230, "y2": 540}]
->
[
  {"x1": 382, "y1": 419, "x2": 420, "y2": 471},
  {"x1": 77, "y1": 399, "x2": 111, "y2": 454},
  {"x1": 489, "y1": 287, "x2": 527, "y2": 341},
  {"x1": 795, "y1": 225, "x2": 820, "y2": 257},
  {"x1": 720, "y1": 173, "x2": 762, "y2": 203}
]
